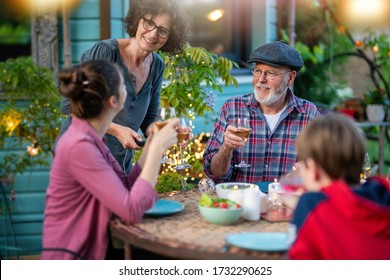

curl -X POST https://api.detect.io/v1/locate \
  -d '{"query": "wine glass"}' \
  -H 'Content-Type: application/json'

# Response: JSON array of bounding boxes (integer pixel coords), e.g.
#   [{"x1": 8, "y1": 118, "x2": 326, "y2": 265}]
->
[
  {"x1": 174, "y1": 118, "x2": 192, "y2": 170},
  {"x1": 279, "y1": 164, "x2": 305, "y2": 193},
  {"x1": 157, "y1": 107, "x2": 176, "y2": 164},
  {"x1": 278, "y1": 164, "x2": 305, "y2": 209},
  {"x1": 361, "y1": 153, "x2": 371, "y2": 179},
  {"x1": 233, "y1": 117, "x2": 251, "y2": 168}
]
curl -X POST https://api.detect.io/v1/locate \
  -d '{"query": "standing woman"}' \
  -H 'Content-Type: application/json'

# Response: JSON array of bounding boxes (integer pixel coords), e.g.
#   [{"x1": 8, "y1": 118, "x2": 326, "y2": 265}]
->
[
  {"x1": 42, "y1": 60, "x2": 179, "y2": 259},
  {"x1": 59, "y1": 0, "x2": 189, "y2": 174}
]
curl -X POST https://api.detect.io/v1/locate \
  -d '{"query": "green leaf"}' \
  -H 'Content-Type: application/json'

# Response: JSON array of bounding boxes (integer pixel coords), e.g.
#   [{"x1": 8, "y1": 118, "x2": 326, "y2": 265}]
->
[{"x1": 157, "y1": 44, "x2": 238, "y2": 117}]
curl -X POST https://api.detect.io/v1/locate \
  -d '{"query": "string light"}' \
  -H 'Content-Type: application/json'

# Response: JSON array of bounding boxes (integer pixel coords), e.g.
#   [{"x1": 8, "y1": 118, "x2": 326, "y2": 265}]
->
[
  {"x1": 2, "y1": 109, "x2": 22, "y2": 136},
  {"x1": 27, "y1": 142, "x2": 39, "y2": 157}
]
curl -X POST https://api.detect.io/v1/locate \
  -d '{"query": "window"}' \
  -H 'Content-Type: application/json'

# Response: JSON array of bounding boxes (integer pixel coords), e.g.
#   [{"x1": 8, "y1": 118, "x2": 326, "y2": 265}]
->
[{"x1": 182, "y1": 0, "x2": 251, "y2": 67}]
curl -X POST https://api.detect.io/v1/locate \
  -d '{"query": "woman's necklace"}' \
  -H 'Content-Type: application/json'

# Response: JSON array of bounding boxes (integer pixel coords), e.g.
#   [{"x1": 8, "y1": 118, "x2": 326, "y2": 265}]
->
[{"x1": 127, "y1": 39, "x2": 137, "y2": 90}]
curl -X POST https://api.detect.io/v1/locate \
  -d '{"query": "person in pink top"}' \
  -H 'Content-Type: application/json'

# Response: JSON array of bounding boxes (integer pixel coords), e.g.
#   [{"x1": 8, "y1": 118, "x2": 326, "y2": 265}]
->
[{"x1": 41, "y1": 60, "x2": 179, "y2": 259}]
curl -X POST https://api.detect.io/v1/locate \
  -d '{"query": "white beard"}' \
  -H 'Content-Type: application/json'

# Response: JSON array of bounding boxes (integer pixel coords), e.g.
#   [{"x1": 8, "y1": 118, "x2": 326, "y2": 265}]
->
[{"x1": 254, "y1": 75, "x2": 289, "y2": 105}]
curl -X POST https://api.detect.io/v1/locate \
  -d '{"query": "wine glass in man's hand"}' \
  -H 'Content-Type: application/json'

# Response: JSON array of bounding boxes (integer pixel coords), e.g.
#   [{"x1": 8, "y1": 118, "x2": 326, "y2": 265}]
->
[{"x1": 233, "y1": 117, "x2": 251, "y2": 168}]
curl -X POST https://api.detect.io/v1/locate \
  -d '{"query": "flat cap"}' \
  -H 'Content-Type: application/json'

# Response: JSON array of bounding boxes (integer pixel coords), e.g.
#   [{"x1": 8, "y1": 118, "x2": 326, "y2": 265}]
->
[{"x1": 247, "y1": 41, "x2": 304, "y2": 71}]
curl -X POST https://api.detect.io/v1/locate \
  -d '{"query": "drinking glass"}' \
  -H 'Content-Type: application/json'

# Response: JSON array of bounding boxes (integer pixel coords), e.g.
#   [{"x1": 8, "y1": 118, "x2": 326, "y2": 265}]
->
[
  {"x1": 278, "y1": 165, "x2": 305, "y2": 209},
  {"x1": 233, "y1": 117, "x2": 251, "y2": 168},
  {"x1": 279, "y1": 164, "x2": 305, "y2": 193},
  {"x1": 157, "y1": 107, "x2": 176, "y2": 164},
  {"x1": 174, "y1": 118, "x2": 192, "y2": 170},
  {"x1": 361, "y1": 153, "x2": 371, "y2": 179}
]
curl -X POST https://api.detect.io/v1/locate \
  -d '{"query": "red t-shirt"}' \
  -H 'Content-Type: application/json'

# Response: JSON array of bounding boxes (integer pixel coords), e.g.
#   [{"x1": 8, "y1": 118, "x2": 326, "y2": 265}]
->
[{"x1": 288, "y1": 177, "x2": 390, "y2": 259}]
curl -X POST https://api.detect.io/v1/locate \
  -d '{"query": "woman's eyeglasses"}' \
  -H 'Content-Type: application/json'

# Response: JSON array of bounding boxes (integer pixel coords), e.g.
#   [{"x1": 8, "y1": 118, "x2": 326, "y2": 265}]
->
[
  {"x1": 142, "y1": 17, "x2": 170, "y2": 39},
  {"x1": 252, "y1": 68, "x2": 291, "y2": 80}
]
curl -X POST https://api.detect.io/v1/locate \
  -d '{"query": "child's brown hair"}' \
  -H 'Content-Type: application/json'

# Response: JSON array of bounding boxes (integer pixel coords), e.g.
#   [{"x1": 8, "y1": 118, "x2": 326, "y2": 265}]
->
[{"x1": 297, "y1": 113, "x2": 366, "y2": 184}]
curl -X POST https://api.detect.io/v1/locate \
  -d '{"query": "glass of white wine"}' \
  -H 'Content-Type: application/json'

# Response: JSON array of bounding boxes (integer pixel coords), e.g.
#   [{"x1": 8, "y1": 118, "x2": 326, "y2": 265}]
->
[
  {"x1": 361, "y1": 153, "x2": 371, "y2": 179},
  {"x1": 157, "y1": 107, "x2": 176, "y2": 164},
  {"x1": 233, "y1": 117, "x2": 252, "y2": 168},
  {"x1": 174, "y1": 118, "x2": 192, "y2": 170}
]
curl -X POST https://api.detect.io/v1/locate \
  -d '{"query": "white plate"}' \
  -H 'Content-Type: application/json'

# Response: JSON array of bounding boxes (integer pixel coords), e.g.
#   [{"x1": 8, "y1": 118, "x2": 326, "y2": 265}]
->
[
  {"x1": 145, "y1": 199, "x2": 184, "y2": 216},
  {"x1": 225, "y1": 232, "x2": 289, "y2": 252}
]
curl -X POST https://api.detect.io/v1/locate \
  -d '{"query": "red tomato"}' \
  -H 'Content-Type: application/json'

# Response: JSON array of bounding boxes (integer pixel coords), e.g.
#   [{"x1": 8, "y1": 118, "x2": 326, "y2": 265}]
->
[{"x1": 219, "y1": 202, "x2": 228, "y2": 209}]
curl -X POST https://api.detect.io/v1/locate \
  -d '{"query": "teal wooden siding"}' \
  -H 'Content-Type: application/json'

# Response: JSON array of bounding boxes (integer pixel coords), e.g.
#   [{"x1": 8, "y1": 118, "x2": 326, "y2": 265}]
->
[
  {"x1": 1, "y1": 168, "x2": 50, "y2": 256},
  {"x1": 59, "y1": 0, "x2": 128, "y2": 65}
]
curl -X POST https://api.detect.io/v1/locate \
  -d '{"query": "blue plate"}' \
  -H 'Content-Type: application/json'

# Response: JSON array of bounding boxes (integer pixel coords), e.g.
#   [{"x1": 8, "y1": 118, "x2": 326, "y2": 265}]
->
[
  {"x1": 255, "y1": 182, "x2": 272, "y2": 194},
  {"x1": 225, "y1": 232, "x2": 289, "y2": 252},
  {"x1": 145, "y1": 199, "x2": 184, "y2": 216}
]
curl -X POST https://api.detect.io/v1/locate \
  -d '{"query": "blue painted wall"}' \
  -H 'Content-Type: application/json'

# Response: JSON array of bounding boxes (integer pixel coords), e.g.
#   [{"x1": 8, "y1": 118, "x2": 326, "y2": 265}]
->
[{"x1": 1, "y1": 169, "x2": 49, "y2": 256}]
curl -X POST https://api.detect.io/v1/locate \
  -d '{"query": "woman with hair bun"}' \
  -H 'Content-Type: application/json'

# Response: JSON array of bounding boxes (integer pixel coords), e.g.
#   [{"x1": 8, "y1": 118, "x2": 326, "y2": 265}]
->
[{"x1": 42, "y1": 60, "x2": 179, "y2": 260}]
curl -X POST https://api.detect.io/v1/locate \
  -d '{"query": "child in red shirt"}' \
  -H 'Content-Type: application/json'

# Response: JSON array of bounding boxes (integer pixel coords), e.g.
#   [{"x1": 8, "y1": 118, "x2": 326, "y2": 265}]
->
[{"x1": 288, "y1": 113, "x2": 390, "y2": 260}]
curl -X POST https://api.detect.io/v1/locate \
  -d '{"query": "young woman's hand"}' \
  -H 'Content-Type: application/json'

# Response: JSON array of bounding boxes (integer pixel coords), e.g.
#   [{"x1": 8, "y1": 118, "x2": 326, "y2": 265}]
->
[{"x1": 151, "y1": 118, "x2": 180, "y2": 152}]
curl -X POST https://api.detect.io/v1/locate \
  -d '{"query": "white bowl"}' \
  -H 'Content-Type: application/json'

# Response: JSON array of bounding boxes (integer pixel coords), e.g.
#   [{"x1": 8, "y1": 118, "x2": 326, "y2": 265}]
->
[{"x1": 215, "y1": 182, "x2": 259, "y2": 199}]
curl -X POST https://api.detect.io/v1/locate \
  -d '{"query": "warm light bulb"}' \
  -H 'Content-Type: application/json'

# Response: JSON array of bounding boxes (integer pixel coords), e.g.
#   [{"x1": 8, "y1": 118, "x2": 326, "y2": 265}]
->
[
  {"x1": 343, "y1": 0, "x2": 388, "y2": 27},
  {"x1": 207, "y1": 9, "x2": 224, "y2": 21},
  {"x1": 27, "y1": 146, "x2": 39, "y2": 157},
  {"x1": 7, "y1": 121, "x2": 14, "y2": 129},
  {"x1": 349, "y1": 0, "x2": 383, "y2": 17}
]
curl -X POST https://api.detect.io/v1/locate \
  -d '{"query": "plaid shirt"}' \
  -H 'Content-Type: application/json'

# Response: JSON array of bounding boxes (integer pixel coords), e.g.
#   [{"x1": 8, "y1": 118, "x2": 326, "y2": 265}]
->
[{"x1": 203, "y1": 89, "x2": 320, "y2": 183}]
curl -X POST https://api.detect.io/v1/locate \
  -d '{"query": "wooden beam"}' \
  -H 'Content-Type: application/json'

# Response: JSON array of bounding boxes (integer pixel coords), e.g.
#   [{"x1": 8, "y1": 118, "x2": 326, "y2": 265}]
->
[
  {"x1": 288, "y1": 0, "x2": 296, "y2": 46},
  {"x1": 99, "y1": 0, "x2": 111, "y2": 40},
  {"x1": 62, "y1": 1, "x2": 72, "y2": 67}
]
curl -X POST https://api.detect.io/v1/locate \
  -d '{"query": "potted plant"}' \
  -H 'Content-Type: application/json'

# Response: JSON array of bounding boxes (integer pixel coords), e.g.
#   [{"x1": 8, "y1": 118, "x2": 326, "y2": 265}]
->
[
  {"x1": 363, "y1": 88, "x2": 388, "y2": 122},
  {"x1": 0, "y1": 56, "x2": 64, "y2": 183}
]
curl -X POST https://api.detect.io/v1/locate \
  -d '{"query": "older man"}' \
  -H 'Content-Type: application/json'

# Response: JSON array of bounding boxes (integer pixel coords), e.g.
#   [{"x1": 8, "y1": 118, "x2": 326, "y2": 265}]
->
[{"x1": 203, "y1": 41, "x2": 320, "y2": 183}]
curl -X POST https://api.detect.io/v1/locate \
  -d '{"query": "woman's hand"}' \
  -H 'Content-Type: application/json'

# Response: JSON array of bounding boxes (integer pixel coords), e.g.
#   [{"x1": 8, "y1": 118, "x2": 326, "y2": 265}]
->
[
  {"x1": 108, "y1": 123, "x2": 144, "y2": 149},
  {"x1": 137, "y1": 118, "x2": 179, "y2": 170},
  {"x1": 150, "y1": 118, "x2": 180, "y2": 152}
]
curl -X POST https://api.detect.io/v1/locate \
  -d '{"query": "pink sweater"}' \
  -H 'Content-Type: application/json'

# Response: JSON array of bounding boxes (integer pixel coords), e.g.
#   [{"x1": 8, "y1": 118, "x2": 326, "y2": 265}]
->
[{"x1": 41, "y1": 118, "x2": 158, "y2": 259}]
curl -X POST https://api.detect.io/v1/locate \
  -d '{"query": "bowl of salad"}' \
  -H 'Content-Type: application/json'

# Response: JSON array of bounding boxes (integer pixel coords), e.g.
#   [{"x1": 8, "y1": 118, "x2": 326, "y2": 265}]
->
[
  {"x1": 215, "y1": 182, "x2": 259, "y2": 199},
  {"x1": 198, "y1": 193, "x2": 243, "y2": 225}
]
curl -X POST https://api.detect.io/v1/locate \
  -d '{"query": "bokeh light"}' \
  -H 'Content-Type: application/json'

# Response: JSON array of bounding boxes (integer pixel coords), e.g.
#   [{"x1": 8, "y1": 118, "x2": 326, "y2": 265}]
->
[{"x1": 340, "y1": 0, "x2": 390, "y2": 28}]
